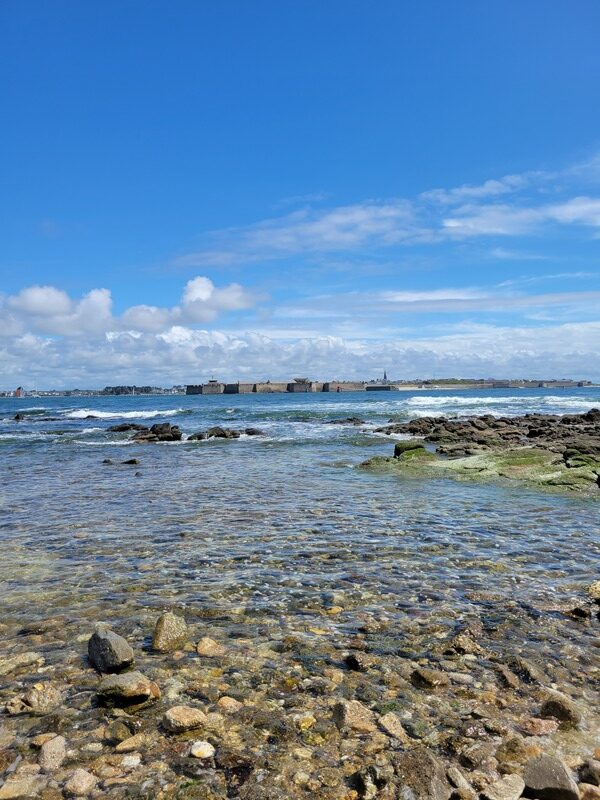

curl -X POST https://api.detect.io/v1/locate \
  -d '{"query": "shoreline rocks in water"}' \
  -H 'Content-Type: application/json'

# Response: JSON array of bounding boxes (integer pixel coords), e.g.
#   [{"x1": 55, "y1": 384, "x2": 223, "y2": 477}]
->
[
  {"x1": 362, "y1": 409, "x2": 600, "y2": 494},
  {"x1": 0, "y1": 587, "x2": 598, "y2": 800}
]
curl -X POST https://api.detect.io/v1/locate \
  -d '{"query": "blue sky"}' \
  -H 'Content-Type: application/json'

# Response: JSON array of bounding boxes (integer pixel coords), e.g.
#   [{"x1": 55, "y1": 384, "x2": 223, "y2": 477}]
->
[{"x1": 1, "y1": 1, "x2": 600, "y2": 387}]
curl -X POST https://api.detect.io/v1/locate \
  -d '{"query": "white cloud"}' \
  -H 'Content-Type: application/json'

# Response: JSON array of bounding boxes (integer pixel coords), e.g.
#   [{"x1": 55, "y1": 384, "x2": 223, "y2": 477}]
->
[
  {"x1": 9, "y1": 285, "x2": 73, "y2": 316},
  {"x1": 0, "y1": 277, "x2": 262, "y2": 339},
  {"x1": 2, "y1": 321, "x2": 600, "y2": 387},
  {"x1": 169, "y1": 154, "x2": 600, "y2": 266}
]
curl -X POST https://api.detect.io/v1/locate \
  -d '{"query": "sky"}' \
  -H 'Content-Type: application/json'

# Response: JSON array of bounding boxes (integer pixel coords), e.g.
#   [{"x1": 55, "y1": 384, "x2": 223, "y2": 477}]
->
[{"x1": 1, "y1": 1, "x2": 600, "y2": 388}]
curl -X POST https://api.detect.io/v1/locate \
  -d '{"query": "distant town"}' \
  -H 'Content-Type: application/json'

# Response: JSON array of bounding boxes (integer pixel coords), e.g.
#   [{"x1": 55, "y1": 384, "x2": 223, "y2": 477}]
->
[{"x1": 1, "y1": 375, "x2": 595, "y2": 398}]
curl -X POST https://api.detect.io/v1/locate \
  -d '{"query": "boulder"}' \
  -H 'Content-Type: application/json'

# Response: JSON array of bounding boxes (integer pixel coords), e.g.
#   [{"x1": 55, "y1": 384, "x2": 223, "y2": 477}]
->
[
  {"x1": 152, "y1": 612, "x2": 187, "y2": 653},
  {"x1": 393, "y1": 747, "x2": 451, "y2": 800},
  {"x1": 523, "y1": 754, "x2": 579, "y2": 800},
  {"x1": 88, "y1": 626, "x2": 134, "y2": 673}
]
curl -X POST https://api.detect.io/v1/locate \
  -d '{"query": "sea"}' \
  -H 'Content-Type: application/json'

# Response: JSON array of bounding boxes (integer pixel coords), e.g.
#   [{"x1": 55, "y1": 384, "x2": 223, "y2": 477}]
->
[{"x1": 1, "y1": 387, "x2": 599, "y2": 652}]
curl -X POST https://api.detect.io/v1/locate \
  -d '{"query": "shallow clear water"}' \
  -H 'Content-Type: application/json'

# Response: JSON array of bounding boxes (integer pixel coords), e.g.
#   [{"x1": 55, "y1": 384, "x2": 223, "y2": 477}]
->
[{"x1": 1, "y1": 388, "x2": 599, "y2": 639}]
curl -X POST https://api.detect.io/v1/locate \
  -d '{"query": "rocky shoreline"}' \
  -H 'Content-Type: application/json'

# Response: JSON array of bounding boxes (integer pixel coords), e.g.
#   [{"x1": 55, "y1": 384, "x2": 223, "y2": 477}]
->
[
  {"x1": 1, "y1": 580, "x2": 599, "y2": 800},
  {"x1": 361, "y1": 409, "x2": 600, "y2": 495}
]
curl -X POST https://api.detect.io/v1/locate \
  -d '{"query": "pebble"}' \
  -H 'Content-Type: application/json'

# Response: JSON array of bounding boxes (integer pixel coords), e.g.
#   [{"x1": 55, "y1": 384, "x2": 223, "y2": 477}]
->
[
  {"x1": 39, "y1": 735, "x2": 67, "y2": 771},
  {"x1": 332, "y1": 699, "x2": 377, "y2": 733},
  {"x1": 190, "y1": 740, "x2": 216, "y2": 759},
  {"x1": 518, "y1": 717, "x2": 559, "y2": 737},
  {"x1": 481, "y1": 774, "x2": 525, "y2": 800},
  {"x1": 196, "y1": 637, "x2": 227, "y2": 657},
  {"x1": 163, "y1": 705, "x2": 207, "y2": 733},
  {"x1": 217, "y1": 696, "x2": 243, "y2": 713},
  {"x1": 152, "y1": 611, "x2": 188, "y2": 653},
  {"x1": 115, "y1": 733, "x2": 147, "y2": 753},
  {"x1": 63, "y1": 768, "x2": 97, "y2": 797}
]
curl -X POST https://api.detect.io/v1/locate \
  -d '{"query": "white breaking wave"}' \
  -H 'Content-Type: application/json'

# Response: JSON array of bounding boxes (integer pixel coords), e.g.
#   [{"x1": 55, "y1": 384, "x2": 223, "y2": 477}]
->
[{"x1": 64, "y1": 408, "x2": 184, "y2": 420}]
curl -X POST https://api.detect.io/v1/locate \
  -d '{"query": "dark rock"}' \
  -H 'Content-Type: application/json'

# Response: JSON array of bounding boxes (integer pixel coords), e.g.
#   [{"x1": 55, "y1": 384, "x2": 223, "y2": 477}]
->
[
  {"x1": 244, "y1": 427, "x2": 265, "y2": 436},
  {"x1": 132, "y1": 423, "x2": 182, "y2": 442},
  {"x1": 107, "y1": 423, "x2": 148, "y2": 432},
  {"x1": 121, "y1": 458, "x2": 139, "y2": 465},
  {"x1": 88, "y1": 626, "x2": 134, "y2": 673},
  {"x1": 539, "y1": 689, "x2": 581, "y2": 726},
  {"x1": 580, "y1": 760, "x2": 600, "y2": 787}
]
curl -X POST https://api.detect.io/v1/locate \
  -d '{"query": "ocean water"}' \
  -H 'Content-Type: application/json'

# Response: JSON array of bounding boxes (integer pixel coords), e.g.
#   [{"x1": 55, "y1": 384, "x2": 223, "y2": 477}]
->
[{"x1": 1, "y1": 387, "x2": 599, "y2": 661}]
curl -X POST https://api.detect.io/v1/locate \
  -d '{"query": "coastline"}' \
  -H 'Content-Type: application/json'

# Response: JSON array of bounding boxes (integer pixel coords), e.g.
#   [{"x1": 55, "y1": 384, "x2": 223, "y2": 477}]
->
[{"x1": 1, "y1": 391, "x2": 599, "y2": 798}]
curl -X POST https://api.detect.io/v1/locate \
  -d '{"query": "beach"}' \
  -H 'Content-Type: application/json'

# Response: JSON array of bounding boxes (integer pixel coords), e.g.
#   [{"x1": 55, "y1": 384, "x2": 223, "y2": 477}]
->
[{"x1": 1, "y1": 388, "x2": 599, "y2": 799}]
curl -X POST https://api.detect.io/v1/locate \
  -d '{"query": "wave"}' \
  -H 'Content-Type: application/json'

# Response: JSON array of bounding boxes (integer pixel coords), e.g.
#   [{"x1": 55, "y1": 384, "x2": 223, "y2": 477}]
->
[{"x1": 63, "y1": 408, "x2": 187, "y2": 420}]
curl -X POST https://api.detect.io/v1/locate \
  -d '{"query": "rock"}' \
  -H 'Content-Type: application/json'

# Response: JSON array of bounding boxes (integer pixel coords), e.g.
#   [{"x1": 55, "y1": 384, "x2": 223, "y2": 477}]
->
[
  {"x1": 0, "y1": 775, "x2": 47, "y2": 799},
  {"x1": 580, "y1": 760, "x2": 600, "y2": 786},
  {"x1": 196, "y1": 637, "x2": 226, "y2": 657},
  {"x1": 190, "y1": 741, "x2": 216, "y2": 759},
  {"x1": 115, "y1": 733, "x2": 147, "y2": 753},
  {"x1": 495, "y1": 663, "x2": 520, "y2": 689},
  {"x1": 580, "y1": 785, "x2": 600, "y2": 799},
  {"x1": 244, "y1": 428, "x2": 265, "y2": 436},
  {"x1": 0, "y1": 652, "x2": 45, "y2": 677},
  {"x1": 152, "y1": 611, "x2": 187, "y2": 652},
  {"x1": 411, "y1": 665, "x2": 449, "y2": 688},
  {"x1": 121, "y1": 458, "x2": 139, "y2": 465},
  {"x1": 344, "y1": 652, "x2": 377, "y2": 671},
  {"x1": 97, "y1": 671, "x2": 160, "y2": 706},
  {"x1": 87, "y1": 626, "x2": 134, "y2": 673},
  {"x1": 132, "y1": 423, "x2": 182, "y2": 442},
  {"x1": 5, "y1": 683, "x2": 63, "y2": 715},
  {"x1": 332, "y1": 700, "x2": 377, "y2": 733},
  {"x1": 446, "y1": 766, "x2": 476, "y2": 797},
  {"x1": 539, "y1": 689, "x2": 582, "y2": 726},
  {"x1": 481, "y1": 774, "x2": 525, "y2": 800},
  {"x1": 394, "y1": 440, "x2": 426, "y2": 457},
  {"x1": 63, "y1": 768, "x2": 97, "y2": 797},
  {"x1": 164, "y1": 705, "x2": 207, "y2": 733},
  {"x1": 587, "y1": 580, "x2": 600, "y2": 601},
  {"x1": 39, "y1": 735, "x2": 66, "y2": 771},
  {"x1": 378, "y1": 711, "x2": 409, "y2": 741},
  {"x1": 217, "y1": 696, "x2": 243, "y2": 714},
  {"x1": 351, "y1": 764, "x2": 389, "y2": 798},
  {"x1": 523, "y1": 754, "x2": 579, "y2": 800},
  {"x1": 107, "y1": 423, "x2": 147, "y2": 432},
  {"x1": 518, "y1": 717, "x2": 559, "y2": 737},
  {"x1": 393, "y1": 747, "x2": 451, "y2": 800}
]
